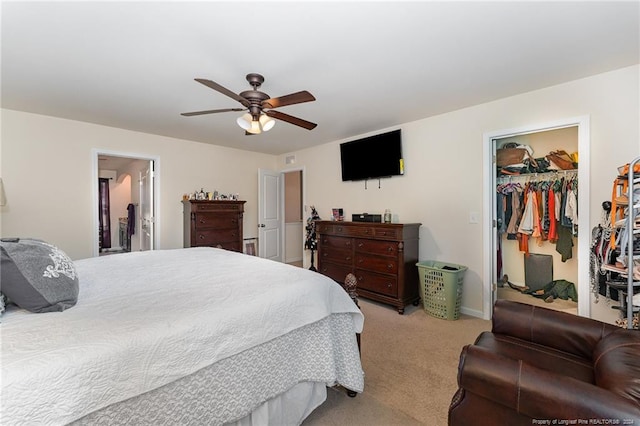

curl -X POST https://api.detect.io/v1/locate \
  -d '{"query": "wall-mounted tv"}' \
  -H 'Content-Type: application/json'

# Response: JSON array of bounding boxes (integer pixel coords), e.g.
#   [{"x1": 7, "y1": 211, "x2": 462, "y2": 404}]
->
[{"x1": 340, "y1": 129, "x2": 404, "y2": 181}]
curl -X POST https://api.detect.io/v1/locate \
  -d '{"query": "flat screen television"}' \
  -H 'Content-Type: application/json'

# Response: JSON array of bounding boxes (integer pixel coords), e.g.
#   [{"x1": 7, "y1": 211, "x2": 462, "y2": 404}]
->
[{"x1": 340, "y1": 129, "x2": 404, "y2": 181}]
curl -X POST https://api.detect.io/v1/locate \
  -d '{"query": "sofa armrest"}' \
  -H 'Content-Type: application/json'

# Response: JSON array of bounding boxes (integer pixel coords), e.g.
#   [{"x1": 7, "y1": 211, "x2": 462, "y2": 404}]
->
[
  {"x1": 457, "y1": 345, "x2": 640, "y2": 421},
  {"x1": 492, "y1": 300, "x2": 617, "y2": 359}
]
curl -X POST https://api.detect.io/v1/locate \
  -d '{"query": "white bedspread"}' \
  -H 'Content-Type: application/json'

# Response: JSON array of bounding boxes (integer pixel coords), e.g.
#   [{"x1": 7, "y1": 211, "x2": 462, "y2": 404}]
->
[{"x1": 1, "y1": 247, "x2": 364, "y2": 425}]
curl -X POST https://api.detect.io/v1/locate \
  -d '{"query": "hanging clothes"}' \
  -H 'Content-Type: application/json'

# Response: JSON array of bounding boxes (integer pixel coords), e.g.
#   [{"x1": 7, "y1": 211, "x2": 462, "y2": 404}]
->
[
  {"x1": 496, "y1": 171, "x2": 579, "y2": 268},
  {"x1": 127, "y1": 203, "x2": 136, "y2": 238}
]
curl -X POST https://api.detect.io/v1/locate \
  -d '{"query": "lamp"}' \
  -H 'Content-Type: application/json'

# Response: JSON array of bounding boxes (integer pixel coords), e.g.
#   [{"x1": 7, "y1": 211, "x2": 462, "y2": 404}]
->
[
  {"x1": 259, "y1": 114, "x2": 275, "y2": 132},
  {"x1": 236, "y1": 113, "x2": 275, "y2": 134},
  {"x1": 247, "y1": 119, "x2": 262, "y2": 134},
  {"x1": 236, "y1": 113, "x2": 252, "y2": 131}
]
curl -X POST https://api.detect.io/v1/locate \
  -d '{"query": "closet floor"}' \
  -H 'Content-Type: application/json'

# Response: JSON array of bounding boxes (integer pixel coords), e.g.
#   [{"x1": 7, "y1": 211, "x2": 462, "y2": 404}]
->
[{"x1": 497, "y1": 286, "x2": 578, "y2": 315}]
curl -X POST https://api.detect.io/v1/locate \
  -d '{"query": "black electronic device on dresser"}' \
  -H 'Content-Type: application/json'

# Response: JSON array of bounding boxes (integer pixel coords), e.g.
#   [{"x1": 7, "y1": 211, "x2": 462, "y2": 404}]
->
[
  {"x1": 182, "y1": 200, "x2": 246, "y2": 252},
  {"x1": 316, "y1": 221, "x2": 421, "y2": 314},
  {"x1": 352, "y1": 213, "x2": 382, "y2": 223}
]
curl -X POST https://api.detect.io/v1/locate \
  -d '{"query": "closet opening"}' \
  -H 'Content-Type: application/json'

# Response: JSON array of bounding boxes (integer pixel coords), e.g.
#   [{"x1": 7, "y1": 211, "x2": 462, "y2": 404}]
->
[
  {"x1": 494, "y1": 127, "x2": 578, "y2": 316},
  {"x1": 482, "y1": 116, "x2": 590, "y2": 320}
]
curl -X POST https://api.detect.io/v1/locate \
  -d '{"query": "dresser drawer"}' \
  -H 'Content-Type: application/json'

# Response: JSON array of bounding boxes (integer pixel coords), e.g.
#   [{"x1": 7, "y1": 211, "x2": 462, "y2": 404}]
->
[
  {"x1": 355, "y1": 269, "x2": 398, "y2": 297},
  {"x1": 320, "y1": 235, "x2": 353, "y2": 250},
  {"x1": 316, "y1": 223, "x2": 335, "y2": 234},
  {"x1": 194, "y1": 213, "x2": 239, "y2": 229},
  {"x1": 355, "y1": 239, "x2": 398, "y2": 256},
  {"x1": 319, "y1": 262, "x2": 353, "y2": 284},
  {"x1": 355, "y1": 253, "x2": 398, "y2": 274},
  {"x1": 373, "y1": 227, "x2": 402, "y2": 239},
  {"x1": 320, "y1": 247, "x2": 353, "y2": 265},
  {"x1": 194, "y1": 228, "x2": 239, "y2": 244},
  {"x1": 194, "y1": 202, "x2": 243, "y2": 213}
]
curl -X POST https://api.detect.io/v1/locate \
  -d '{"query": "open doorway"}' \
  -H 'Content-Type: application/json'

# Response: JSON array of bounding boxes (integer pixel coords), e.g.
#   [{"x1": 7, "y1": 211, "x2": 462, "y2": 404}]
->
[
  {"x1": 482, "y1": 116, "x2": 591, "y2": 320},
  {"x1": 257, "y1": 166, "x2": 306, "y2": 266},
  {"x1": 284, "y1": 169, "x2": 303, "y2": 267},
  {"x1": 494, "y1": 127, "x2": 579, "y2": 315},
  {"x1": 92, "y1": 150, "x2": 159, "y2": 257}
]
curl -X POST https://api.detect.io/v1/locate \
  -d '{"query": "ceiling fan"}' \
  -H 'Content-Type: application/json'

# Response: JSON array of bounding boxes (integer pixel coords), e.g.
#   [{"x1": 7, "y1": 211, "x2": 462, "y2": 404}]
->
[{"x1": 181, "y1": 73, "x2": 317, "y2": 135}]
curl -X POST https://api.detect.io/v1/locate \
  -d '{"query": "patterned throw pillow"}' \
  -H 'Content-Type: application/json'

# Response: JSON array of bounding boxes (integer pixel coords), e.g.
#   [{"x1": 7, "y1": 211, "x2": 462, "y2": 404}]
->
[{"x1": 0, "y1": 238, "x2": 79, "y2": 313}]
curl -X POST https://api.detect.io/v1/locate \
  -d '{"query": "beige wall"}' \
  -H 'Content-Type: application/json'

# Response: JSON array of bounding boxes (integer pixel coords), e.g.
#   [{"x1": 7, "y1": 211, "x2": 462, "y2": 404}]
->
[
  {"x1": 276, "y1": 65, "x2": 640, "y2": 323},
  {"x1": 2, "y1": 65, "x2": 638, "y2": 323},
  {"x1": 0, "y1": 111, "x2": 276, "y2": 260}
]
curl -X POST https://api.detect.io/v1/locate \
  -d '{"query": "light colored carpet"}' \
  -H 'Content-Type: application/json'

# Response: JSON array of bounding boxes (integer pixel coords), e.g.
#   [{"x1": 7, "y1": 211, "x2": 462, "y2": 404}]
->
[{"x1": 303, "y1": 299, "x2": 491, "y2": 425}]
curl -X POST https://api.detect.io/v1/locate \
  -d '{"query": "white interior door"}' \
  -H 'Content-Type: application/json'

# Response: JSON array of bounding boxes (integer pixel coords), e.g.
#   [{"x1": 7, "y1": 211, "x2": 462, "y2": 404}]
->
[
  {"x1": 258, "y1": 169, "x2": 283, "y2": 261},
  {"x1": 139, "y1": 161, "x2": 154, "y2": 251}
]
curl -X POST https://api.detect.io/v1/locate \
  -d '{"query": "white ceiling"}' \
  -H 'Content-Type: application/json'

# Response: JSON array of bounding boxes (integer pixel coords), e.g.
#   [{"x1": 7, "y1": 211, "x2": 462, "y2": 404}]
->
[{"x1": 2, "y1": 1, "x2": 639, "y2": 156}]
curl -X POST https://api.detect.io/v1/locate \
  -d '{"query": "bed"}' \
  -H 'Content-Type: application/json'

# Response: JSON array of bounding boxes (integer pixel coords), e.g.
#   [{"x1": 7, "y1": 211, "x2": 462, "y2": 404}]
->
[{"x1": 1, "y1": 245, "x2": 364, "y2": 425}]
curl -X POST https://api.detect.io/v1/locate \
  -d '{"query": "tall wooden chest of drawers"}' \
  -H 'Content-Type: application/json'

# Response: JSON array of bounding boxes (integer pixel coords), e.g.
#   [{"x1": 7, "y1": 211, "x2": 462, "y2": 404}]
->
[
  {"x1": 316, "y1": 221, "x2": 421, "y2": 314},
  {"x1": 182, "y1": 200, "x2": 246, "y2": 252}
]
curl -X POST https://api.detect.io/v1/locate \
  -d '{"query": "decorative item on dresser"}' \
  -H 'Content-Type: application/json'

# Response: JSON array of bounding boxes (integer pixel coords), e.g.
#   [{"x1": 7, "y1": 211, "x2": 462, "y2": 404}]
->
[
  {"x1": 182, "y1": 200, "x2": 246, "y2": 252},
  {"x1": 316, "y1": 220, "x2": 421, "y2": 314}
]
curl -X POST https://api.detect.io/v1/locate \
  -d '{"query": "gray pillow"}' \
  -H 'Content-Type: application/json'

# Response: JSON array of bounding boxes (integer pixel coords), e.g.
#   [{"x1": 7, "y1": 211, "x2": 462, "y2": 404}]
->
[{"x1": 0, "y1": 238, "x2": 79, "y2": 313}]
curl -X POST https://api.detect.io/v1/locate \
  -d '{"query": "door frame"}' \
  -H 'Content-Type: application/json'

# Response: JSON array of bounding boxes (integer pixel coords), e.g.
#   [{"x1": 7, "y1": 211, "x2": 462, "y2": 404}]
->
[
  {"x1": 257, "y1": 166, "x2": 307, "y2": 264},
  {"x1": 281, "y1": 166, "x2": 306, "y2": 265},
  {"x1": 92, "y1": 149, "x2": 160, "y2": 257},
  {"x1": 482, "y1": 116, "x2": 590, "y2": 320}
]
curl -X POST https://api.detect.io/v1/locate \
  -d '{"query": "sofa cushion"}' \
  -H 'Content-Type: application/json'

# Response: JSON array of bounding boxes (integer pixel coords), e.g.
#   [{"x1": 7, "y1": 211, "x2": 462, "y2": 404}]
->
[
  {"x1": 475, "y1": 331, "x2": 594, "y2": 383},
  {"x1": 593, "y1": 328, "x2": 640, "y2": 405}
]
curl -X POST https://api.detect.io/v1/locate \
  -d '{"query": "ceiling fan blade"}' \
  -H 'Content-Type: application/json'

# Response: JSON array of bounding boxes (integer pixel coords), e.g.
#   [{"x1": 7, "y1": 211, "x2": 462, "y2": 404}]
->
[
  {"x1": 194, "y1": 78, "x2": 250, "y2": 107},
  {"x1": 262, "y1": 91, "x2": 315, "y2": 109},
  {"x1": 266, "y1": 110, "x2": 317, "y2": 130},
  {"x1": 181, "y1": 108, "x2": 245, "y2": 117}
]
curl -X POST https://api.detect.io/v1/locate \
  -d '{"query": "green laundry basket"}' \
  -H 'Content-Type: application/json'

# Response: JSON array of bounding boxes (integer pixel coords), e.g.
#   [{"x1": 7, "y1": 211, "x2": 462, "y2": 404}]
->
[{"x1": 416, "y1": 261, "x2": 467, "y2": 320}]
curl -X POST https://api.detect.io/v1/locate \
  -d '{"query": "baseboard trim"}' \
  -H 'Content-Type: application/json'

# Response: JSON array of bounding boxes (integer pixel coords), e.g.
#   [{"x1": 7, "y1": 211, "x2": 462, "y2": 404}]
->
[{"x1": 460, "y1": 306, "x2": 484, "y2": 319}]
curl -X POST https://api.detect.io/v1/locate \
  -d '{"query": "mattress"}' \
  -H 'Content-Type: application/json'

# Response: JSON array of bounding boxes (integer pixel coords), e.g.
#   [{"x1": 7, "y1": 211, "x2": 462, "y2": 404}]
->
[{"x1": 1, "y1": 247, "x2": 364, "y2": 425}]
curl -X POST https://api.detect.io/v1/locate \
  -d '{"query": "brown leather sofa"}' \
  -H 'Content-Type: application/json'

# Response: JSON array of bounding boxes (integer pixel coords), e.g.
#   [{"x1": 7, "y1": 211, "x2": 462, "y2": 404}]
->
[{"x1": 448, "y1": 300, "x2": 640, "y2": 425}]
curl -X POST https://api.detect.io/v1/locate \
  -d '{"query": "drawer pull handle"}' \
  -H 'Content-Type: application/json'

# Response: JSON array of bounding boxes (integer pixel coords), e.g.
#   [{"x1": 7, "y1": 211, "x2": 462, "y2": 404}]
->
[
  {"x1": 357, "y1": 276, "x2": 363, "y2": 281},
  {"x1": 387, "y1": 283, "x2": 392, "y2": 288},
  {"x1": 357, "y1": 259, "x2": 363, "y2": 264},
  {"x1": 358, "y1": 243, "x2": 363, "y2": 248},
  {"x1": 387, "y1": 264, "x2": 393, "y2": 269},
  {"x1": 381, "y1": 231, "x2": 386, "y2": 235},
  {"x1": 345, "y1": 256, "x2": 351, "y2": 261},
  {"x1": 388, "y1": 247, "x2": 393, "y2": 252},
  {"x1": 199, "y1": 235, "x2": 205, "y2": 239},
  {"x1": 199, "y1": 219, "x2": 206, "y2": 224}
]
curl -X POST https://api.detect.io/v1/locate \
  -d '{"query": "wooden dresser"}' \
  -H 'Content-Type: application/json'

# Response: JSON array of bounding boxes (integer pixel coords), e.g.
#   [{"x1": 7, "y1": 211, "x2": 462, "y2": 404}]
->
[
  {"x1": 182, "y1": 200, "x2": 246, "y2": 252},
  {"x1": 316, "y1": 221, "x2": 421, "y2": 314}
]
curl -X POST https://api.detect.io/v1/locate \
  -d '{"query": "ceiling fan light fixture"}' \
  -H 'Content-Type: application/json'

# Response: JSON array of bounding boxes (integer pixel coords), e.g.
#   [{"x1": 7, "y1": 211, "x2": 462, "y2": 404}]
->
[
  {"x1": 236, "y1": 113, "x2": 252, "y2": 131},
  {"x1": 259, "y1": 114, "x2": 275, "y2": 132},
  {"x1": 247, "y1": 119, "x2": 262, "y2": 134}
]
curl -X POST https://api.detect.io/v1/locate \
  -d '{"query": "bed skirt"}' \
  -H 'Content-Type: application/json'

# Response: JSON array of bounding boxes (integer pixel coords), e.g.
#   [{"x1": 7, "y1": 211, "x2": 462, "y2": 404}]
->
[{"x1": 71, "y1": 313, "x2": 363, "y2": 425}]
